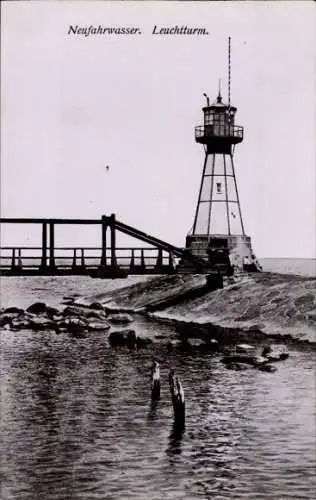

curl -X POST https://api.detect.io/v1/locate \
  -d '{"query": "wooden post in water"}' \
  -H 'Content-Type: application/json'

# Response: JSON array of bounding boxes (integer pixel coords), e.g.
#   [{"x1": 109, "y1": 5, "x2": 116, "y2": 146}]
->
[
  {"x1": 151, "y1": 360, "x2": 160, "y2": 400},
  {"x1": 169, "y1": 369, "x2": 185, "y2": 427}
]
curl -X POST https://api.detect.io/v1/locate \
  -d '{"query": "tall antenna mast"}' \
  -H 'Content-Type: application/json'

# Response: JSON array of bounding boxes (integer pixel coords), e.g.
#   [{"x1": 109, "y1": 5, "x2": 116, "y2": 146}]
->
[{"x1": 228, "y1": 36, "x2": 231, "y2": 109}]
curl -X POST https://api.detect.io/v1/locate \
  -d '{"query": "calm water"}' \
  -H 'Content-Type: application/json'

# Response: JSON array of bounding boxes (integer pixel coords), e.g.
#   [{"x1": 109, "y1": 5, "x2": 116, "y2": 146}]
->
[
  {"x1": 260, "y1": 258, "x2": 316, "y2": 278},
  {"x1": 1, "y1": 272, "x2": 316, "y2": 499}
]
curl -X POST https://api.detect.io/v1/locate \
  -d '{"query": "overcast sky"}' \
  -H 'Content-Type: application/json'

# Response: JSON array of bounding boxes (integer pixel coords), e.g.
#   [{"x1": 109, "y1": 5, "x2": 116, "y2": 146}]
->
[{"x1": 1, "y1": 1, "x2": 315, "y2": 257}]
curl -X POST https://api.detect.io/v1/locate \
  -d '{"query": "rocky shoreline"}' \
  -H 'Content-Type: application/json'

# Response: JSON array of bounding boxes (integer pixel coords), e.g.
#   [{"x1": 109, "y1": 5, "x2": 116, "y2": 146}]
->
[
  {"x1": 75, "y1": 273, "x2": 316, "y2": 347},
  {"x1": 0, "y1": 300, "x2": 150, "y2": 348},
  {"x1": 0, "y1": 295, "x2": 297, "y2": 374},
  {"x1": 1, "y1": 272, "x2": 315, "y2": 350}
]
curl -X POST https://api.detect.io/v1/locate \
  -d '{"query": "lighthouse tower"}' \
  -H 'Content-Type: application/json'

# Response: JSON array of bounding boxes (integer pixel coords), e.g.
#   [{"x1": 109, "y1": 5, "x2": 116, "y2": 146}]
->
[{"x1": 185, "y1": 38, "x2": 257, "y2": 270}]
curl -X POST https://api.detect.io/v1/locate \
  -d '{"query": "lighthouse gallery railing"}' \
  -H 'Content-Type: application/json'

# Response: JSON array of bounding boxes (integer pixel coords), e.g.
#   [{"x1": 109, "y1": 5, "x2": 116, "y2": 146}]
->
[{"x1": 195, "y1": 124, "x2": 243, "y2": 140}]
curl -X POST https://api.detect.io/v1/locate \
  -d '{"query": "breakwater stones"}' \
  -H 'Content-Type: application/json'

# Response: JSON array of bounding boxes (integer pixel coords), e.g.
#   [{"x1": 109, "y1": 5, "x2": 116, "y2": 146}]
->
[
  {"x1": 108, "y1": 329, "x2": 152, "y2": 349},
  {"x1": 0, "y1": 302, "x2": 153, "y2": 349},
  {"x1": 221, "y1": 343, "x2": 290, "y2": 372},
  {"x1": 107, "y1": 313, "x2": 134, "y2": 325},
  {"x1": 0, "y1": 302, "x2": 111, "y2": 335},
  {"x1": 108, "y1": 329, "x2": 136, "y2": 347},
  {"x1": 26, "y1": 302, "x2": 48, "y2": 314}
]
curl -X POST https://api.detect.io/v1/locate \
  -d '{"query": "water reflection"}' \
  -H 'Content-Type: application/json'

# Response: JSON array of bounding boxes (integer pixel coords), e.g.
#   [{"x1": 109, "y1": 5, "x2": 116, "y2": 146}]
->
[
  {"x1": 147, "y1": 399, "x2": 159, "y2": 422},
  {"x1": 167, "y1": 421, "x2": 185, "y2": 456}
]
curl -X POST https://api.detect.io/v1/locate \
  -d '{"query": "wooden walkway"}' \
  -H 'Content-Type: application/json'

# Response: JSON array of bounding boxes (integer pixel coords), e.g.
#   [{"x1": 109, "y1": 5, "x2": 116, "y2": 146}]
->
[{"x1": 0, "y1": 214, "x2": 212, "y2": 278}]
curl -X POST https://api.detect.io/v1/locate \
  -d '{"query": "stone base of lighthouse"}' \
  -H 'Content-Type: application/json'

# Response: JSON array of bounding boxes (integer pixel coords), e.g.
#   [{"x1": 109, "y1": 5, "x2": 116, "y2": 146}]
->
[{"x1": 177, "y1": 233, "x2": 259, "y2": 274}]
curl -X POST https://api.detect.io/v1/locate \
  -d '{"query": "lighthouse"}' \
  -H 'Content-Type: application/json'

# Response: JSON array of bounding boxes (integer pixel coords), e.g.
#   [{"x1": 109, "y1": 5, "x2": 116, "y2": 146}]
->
[{"x1": 185, "y1": 38, "x2": 259, "y2": 272}]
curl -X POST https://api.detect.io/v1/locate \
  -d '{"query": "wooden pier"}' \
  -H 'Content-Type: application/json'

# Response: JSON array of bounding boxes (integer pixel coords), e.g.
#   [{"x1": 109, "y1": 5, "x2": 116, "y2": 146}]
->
[{"x1": 0, "y1": 214, "x2": 212, "y2": 278}]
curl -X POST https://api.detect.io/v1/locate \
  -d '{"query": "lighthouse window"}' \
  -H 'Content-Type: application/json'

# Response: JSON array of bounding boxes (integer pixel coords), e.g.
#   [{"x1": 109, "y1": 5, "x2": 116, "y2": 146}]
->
[
  {"x1": 219, "y1": 114, "x2": 226, "y2": 124},
  {"x1": 204, "y1": 112, "x2": 213, "y2": 125}
]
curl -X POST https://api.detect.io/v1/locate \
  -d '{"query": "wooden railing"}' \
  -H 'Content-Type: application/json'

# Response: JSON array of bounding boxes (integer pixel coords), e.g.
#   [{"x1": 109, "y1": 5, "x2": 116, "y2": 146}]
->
[{"x1": 0, "y1": 246, "x2": 178, "y2": 274}]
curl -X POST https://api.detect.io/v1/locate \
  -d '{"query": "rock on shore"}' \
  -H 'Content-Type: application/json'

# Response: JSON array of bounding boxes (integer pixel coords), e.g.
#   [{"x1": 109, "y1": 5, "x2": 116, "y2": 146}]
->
[
  {"x1": 0, "y1": 301, "x2": 152, "y2": 349},
  {"x1": 0, "y1": 302, "x2": 111, "y2": 334}
]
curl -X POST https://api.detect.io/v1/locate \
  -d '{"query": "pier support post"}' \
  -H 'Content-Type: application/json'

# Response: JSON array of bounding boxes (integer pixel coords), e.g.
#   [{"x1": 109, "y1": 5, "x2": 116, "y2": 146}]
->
[
  {"x1": 155, "y1": 248, "x2": 163, "y2": 271},
  {"x1": 90, "y1": 213, "x2": 126, "y2": 279},
  {"x1": 71, "y1": 248, "x2": 86, "y2": 274},
  {"x1": 72, "y1": 248, "x2": 77, "y2": 270},
  {"x1": 129, "y1": 248, "x2": 146, "y2": 274},
  {"x1": 110, "y1": 213, "x2": 117, "y2": 268},
  {"x1": 100, "y1": 215, "x2": 107, "y2": 267},
  {"x1": 49, "y1": 222, "x2": 56, "y2": 272},
  {"x1": 17, "y1": 249, "x2": 22, "y2": 269},
  {"x1": 168, "y1": 251, "x2": 175, "y2": 273},
  {"x1": 40, "y1": 222, "x2": 47, "y2": 271},
  {"x1": 129, "y1": 249, "x2": 135, "y2": 271},
  {"x1": 11, "y1": 248, "x2": 16, "y2": 271},
  {"x1": 140, "y1": 249, "x2": 146, "y2": 271},
  {"x1": 80, "y1": 248, "x2": 85, "y2": 272}
]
